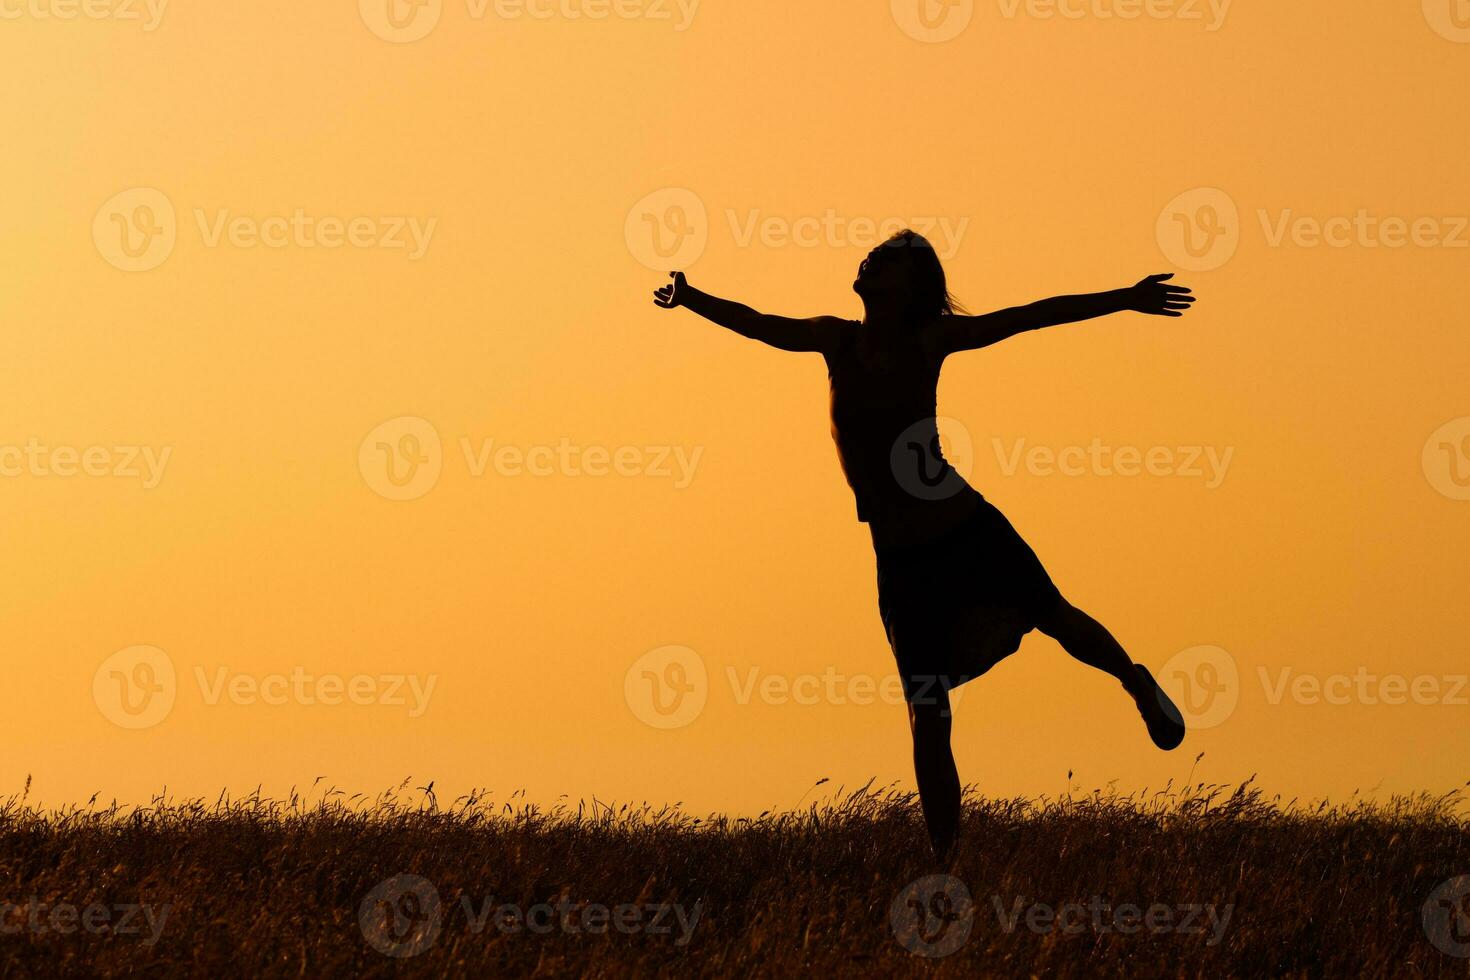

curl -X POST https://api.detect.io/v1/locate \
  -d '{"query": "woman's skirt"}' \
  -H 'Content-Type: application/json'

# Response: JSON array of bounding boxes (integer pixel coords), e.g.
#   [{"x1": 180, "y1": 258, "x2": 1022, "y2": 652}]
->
[{"x1": 875, "y1": 498, "x2": 1063, "y2": 703}]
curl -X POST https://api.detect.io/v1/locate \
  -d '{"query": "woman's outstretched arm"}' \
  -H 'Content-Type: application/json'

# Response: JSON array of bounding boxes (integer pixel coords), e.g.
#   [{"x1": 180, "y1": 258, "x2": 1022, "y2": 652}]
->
[
  {"x1": 653, "y1": 272, "x2": 844, "y2": 354},
  {"x1": 933, "y1": 274, "x2": 1195, "y2": 355}
]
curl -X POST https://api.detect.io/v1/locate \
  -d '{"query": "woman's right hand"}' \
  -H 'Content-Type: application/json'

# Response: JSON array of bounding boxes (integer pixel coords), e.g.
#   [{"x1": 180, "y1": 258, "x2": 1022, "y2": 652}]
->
[{"x1": 652, "y1": 271, "x2": 689, "y2": 309}]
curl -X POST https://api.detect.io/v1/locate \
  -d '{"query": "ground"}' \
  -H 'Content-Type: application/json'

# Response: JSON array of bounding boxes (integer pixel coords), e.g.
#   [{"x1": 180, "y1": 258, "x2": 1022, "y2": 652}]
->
[{"x1": 1, "y1": 774, "x2": 1467, "y2": 977}]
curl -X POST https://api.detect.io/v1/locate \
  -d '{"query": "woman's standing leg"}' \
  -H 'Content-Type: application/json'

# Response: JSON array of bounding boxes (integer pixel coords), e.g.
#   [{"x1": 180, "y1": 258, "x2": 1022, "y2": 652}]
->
[
  {"x1": 881, "y1": 557, "x2": 963, "y2": 860},
  {"x1": 908, "y1": 681, "x2": 961, "y2": 861}
]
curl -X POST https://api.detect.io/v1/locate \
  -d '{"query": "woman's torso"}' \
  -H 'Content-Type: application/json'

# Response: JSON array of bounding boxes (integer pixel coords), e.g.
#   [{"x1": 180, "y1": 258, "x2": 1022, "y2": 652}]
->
[{"x1": 826, "y1": 320, "x2": 981, "y2": 550}]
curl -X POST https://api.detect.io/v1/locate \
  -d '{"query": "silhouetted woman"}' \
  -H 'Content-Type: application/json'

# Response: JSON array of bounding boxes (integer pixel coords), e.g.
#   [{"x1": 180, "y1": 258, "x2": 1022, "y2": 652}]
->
[{"x1": 652, "y1": 230, "x2": 1192, "y2": 859}]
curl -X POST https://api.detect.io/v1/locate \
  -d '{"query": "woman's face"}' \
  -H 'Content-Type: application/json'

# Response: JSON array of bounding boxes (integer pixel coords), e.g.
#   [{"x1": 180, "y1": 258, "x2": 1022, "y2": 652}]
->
[{"x1": 853, "y1": 242, "x2": 915, "y2": 298}]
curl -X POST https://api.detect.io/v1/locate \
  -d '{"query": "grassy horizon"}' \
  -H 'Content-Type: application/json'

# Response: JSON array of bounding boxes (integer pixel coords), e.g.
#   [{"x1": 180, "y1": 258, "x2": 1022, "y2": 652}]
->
[{"x1": 2, "y1": 774, "x2": 1467, "y2": 977}]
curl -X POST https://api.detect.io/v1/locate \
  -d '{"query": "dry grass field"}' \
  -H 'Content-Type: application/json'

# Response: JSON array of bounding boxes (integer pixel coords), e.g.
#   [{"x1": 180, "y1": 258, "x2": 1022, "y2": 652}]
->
[{"x1": 1, "y1": 773, "x2": 1467, "y2": 977}]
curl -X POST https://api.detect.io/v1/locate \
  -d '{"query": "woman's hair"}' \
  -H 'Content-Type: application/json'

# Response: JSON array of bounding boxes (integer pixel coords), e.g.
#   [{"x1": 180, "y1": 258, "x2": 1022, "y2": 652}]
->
[{"x1": 885, "y1": 228, "x2": 967, "y2": 320}]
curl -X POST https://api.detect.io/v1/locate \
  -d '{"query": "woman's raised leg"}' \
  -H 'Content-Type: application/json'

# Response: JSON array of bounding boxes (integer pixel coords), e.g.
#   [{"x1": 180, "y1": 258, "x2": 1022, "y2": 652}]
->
[{"x1": 1036, "y1": 598, "x2": 1186, "y2": 750}]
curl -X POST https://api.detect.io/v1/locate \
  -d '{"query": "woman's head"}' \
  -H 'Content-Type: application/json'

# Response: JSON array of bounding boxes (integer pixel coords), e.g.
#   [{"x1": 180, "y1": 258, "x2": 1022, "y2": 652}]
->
[{"x1": 853, "y1": 229, "x2": 964, "y2": 321}]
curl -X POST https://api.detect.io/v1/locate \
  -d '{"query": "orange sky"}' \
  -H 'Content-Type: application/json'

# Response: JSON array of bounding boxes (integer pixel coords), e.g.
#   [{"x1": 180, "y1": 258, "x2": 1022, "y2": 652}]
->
[{"x1": 2, "y1": 1, "x2": 1467, "y2": 813}]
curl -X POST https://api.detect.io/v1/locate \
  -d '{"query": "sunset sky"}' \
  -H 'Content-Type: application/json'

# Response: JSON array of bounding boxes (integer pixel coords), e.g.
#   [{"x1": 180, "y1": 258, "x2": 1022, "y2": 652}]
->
[{"x1": 2, "y1": 0, "x2": 1467, "y2": 814}]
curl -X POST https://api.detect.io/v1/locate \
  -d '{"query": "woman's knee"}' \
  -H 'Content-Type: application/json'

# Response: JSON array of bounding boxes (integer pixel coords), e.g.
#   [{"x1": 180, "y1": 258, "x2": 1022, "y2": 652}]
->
[{"x1": 907, "y1": 691, "x2": 953, "y2": 740}]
